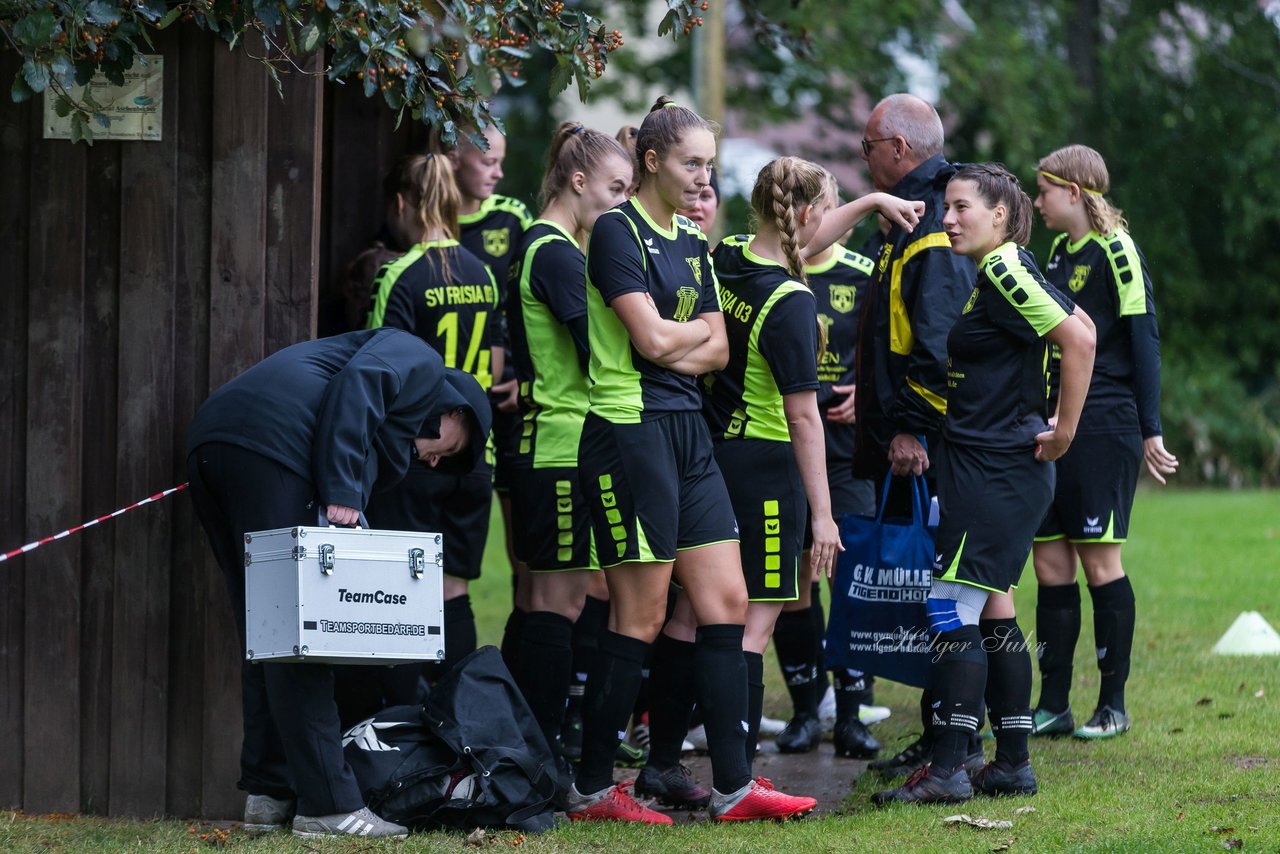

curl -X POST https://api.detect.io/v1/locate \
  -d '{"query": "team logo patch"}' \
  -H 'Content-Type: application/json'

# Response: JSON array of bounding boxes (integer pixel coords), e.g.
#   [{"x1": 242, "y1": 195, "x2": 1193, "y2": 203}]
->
[
  {"x1": 482, "y1": 228, "x2": 510, "y2": 257},
  {"x1": 685, "y1": 257, "x2": 702, "y2": 285},
  {"x1": 673, "y1": 286, "x2": 700, "y2": 322},
  {"x1": 961, "y1": 286, "x2": 980, "y2": 314},
  {"x1": 1067, "y1": 264, "x2": 1090, "y2": 293},
  {"x1": 828, "y1": 284, "x2": 856, "y2": 313}
]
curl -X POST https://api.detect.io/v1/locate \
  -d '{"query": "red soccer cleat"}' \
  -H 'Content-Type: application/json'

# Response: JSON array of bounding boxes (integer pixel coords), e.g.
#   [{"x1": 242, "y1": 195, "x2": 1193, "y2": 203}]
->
[
  {"x1": 566, "y1": 780, "x2": 673, "y2": 825},
  {"x1": 711, "y1": 777, "x2": 817, "y2": 822}
]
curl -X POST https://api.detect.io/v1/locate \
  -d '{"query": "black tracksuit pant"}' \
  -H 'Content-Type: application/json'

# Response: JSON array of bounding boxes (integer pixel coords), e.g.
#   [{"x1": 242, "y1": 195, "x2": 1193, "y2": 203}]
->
[{"x1": 188, "y1": 442, "x2": 365, "y2": 817}]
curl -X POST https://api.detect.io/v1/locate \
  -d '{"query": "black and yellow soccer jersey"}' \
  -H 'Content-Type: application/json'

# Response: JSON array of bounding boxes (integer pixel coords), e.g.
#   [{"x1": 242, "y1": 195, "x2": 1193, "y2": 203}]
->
[
  {"x1": 507, "y1": 219, "x2": 591, "y2": 468},
  {"x1": 1042, "y1": 229, "x2": 1161, "y2": 437},
  {"x1": 459, "y1": 193, "x2": 533, "y2": 289},
  {"x1": 367, "y1": 239, "x2": 501, "y2": 390},
  {"x1": 807, "y1": 245, "x2": 875, "y2": 403},
  {"x1": 703, "y1": 239, "x2": 820, "y2": 443},
  {"x1": 585, "y1": 197, "x2": 719, "y2": 423},
  {"x1": 944, "y1": 243, "x2": 1074, "y2": 450}
]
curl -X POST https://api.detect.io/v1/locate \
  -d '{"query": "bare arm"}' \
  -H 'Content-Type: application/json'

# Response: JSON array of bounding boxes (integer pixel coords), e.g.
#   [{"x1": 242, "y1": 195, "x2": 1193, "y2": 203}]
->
[
  {"x1": 802, "y1": 192, "x2": 925, "y2": 260},
  {"x1": 661, "y1": 311, "x2": 730, "y2": 375},
  {"x1": 784, "y1": 390, "x2": 843, "y2": 577},
  {"x1": 1036, "y1": 306, "x2": 1096, "y2": 461},
  {"x1": 610, "y1": 291, "x2": 717, "y2": 367}
]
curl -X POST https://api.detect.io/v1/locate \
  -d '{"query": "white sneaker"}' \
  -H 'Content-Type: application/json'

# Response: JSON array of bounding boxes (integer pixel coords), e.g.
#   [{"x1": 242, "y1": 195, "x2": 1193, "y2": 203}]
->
[
  {"x1": 685, "y1": 724, "x2": 707, "y2": 751},
  {"x1": 758, "y1": 714, "x2": 787, "y2": 737},
  {"x1": 292, "y1": 806, "x2": 408, "y2": 839},
  {"x1": 817, "y1": 686, "x2": 837, "y2": 727},
  {"x1": 860, "y1": 704, "x2": 892, "y2": 725},
  {"x1": 681, "y1": 736, "x2": 695, "y2": 752}
]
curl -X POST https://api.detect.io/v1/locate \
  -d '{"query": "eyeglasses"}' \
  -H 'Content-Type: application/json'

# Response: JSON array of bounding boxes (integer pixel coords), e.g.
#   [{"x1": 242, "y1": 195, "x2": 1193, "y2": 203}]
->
[{"x1": 861, "y1": 136, "x2": 911, "y2": 156}]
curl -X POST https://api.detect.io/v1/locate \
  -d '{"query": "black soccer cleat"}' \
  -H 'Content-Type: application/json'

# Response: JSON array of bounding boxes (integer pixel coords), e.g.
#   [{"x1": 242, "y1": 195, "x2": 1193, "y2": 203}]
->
[
  {"x1": 867, "y1": 734, "x2": 932, "y2": 778},
  {"x1": 775, "y1": 715, "x2": 823, "y2": 754},
  {"x1": 871, "y1": 764, "x2": 974, "y2": 806},
  {"x1": 634, "y1": 763, "x2": 711, "y2": 809},
  {"x1": 969, "y1": 758, "x2": 1038, "y2": 796},
  {"x1": 832, "y1": 716, "x2": 881, "y2": 759}
]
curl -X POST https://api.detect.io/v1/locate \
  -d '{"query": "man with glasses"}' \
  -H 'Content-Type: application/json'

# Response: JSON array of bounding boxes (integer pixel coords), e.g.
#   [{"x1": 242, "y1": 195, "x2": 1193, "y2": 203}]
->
[{"x1": 849, "y1": 93, "x2": 979, "y2": 779}]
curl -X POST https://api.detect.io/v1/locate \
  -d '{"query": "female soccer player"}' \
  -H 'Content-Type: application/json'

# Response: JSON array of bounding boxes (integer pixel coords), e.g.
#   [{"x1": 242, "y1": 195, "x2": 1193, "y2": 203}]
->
[
  {"x1": 442, "y1": 124, "x2": 535, "y2": 659},
  {"x1": 702, "y1": 160, "x2": 922, "y2": 754},
  {"x1": 873, "y1": 164, "x2": 1096, "y2": 805},
  {"x1": 566, "y1": 96, "x2": 816, "y2": 824},
  {"x1": 504, "y1": 121, "x2": 632, "y2": 765},
  {"x1": 1029, "y1": 145, "x2": 1178, "y2": 740},
  {"x1": 365, "y1": 153, "x2": 502, "y2": 680},
  {"x1": 771, "y1": 176, "x2": 883, "y2": 758}
]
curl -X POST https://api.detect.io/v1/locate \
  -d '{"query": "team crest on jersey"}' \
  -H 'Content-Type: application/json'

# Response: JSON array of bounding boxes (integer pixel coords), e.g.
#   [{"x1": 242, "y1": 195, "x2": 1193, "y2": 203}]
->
[
  {"x1": 685, "y1": 257, "x2": 702, "y2": 285},
  {"x1": 828, "y1": 285, "x2": 857, "y2": 314},
  {"x1": 961, "y1": 286, "x2": 980, "y2": 314},
  {"x1": 1067, "y1": 264, "x2": 1090, "y2": 293},
  {"x1": 482, "y1": 228, "x2": 510, "y2": 257},
  {"x1": 673, "y1": 286, "x2": 700, "y2": 323}
]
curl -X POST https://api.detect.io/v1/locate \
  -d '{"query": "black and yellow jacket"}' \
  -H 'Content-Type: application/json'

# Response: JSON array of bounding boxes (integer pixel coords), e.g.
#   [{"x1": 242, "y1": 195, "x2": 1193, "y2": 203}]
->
[{"x1": 853, "y1": 154, "x2": 976, "y2": 478}]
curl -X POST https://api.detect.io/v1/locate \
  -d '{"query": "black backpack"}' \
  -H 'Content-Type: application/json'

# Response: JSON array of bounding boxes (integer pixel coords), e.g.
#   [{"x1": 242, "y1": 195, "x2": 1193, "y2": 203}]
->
[{"x1": 341, "y1": 646, "x2": 558, "y2": 832}]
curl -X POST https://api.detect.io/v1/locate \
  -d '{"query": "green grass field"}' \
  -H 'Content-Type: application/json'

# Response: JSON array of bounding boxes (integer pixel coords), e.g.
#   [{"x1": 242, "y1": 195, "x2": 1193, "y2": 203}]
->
[{"x1": 3, "y1": 489, "x2": 1278, "y2": 852}]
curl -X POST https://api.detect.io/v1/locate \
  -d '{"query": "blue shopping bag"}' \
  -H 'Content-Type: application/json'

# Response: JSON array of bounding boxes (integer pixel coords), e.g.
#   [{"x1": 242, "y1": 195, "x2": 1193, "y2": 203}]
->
[{"x1": 824, "y1": 475, "x2": 935, "y2": 688}]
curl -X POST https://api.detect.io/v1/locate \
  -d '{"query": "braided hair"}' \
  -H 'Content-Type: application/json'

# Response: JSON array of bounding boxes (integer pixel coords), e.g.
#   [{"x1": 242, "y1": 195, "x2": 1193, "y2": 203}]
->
[
  {"x1": 749, "y1": 156, "x2": 834, "y2": 357},
  {"x1": 749, "y1": 156, "x2": 832, "y2": 284}
]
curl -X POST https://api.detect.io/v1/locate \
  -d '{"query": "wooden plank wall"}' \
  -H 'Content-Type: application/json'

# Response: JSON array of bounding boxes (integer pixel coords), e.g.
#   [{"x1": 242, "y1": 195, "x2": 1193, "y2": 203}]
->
[{"x1": 0, "y1": 28, "x2": 406, "y2": 819}]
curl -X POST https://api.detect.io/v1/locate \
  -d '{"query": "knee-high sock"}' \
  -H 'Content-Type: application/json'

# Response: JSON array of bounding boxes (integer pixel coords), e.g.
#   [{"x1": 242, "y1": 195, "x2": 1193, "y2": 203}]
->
[
  {"x1": 567, "y1": 596, "x2": 608, "y2": 725},
  {"x1": 835, "y1": 669, "x2": 873, "y2": 722},
  {"x1": 744, "y1": 651, "x2": 765, "y2": 767},
  {"x1": 514, "y1": 611, "x2": 575, "y2": 753},
  {"x1": 500, "y1": 607, "x2": 527, "y2": 672},
  {"x1": 929, "y1": 625, "x2": 987, "y2": 770},
  {"x1": 577, "y1": 630, "x2": 649, "y2": 795},
  {"x1": 1035, "y1": 582, "x2": 1081, "y2": 713},
  {"x1": 695, "y1": 624, "x2": 752, "y2": 794},
  {"x1": 645, "y1": 633, "x2": 698, "y2": 770},
  {"x1": 809, "y1": 582, "x2": 833, "y2": 697},
  {"x1": 1090, "y1": 576, "x2": 1135, "y2": 712},
  {"x1": 981, "y1": 618, "x2": 1033, "y2": 766},
  {"x1": 443, "y1": 594, "x2": 477, "y2": 673},
  {"x1": 773, "y1": 609, "x2": 819, "y2": 718}
]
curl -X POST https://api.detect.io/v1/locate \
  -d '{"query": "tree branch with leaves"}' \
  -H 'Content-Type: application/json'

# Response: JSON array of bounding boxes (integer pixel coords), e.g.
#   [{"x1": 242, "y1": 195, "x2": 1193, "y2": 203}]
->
[{"x1": 1, "y1": 0, "x2": 709, "y2": 144}]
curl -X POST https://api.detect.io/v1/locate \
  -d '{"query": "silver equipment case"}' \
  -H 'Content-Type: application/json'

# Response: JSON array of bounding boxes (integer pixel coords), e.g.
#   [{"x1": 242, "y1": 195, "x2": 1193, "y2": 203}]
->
[{"x1": 243, "y1": 524, "x2": 445, "y2": 665}]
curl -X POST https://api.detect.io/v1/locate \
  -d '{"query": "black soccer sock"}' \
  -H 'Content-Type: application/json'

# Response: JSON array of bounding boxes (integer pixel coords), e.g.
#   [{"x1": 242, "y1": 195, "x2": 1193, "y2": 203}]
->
[
  {"x1": 645, "y1": 633, "x2": 698, "y2": 770},
  {"x1": 929, "y1": 625, "x2": 987, "y2": 770},
  {"x1": 1090, "y1": 576, "x2": 1135, "y2": 712},
  {"x1": 773, "y1": 609, "x2": 819, "y2": 718},
  {"x1": 744, "y1": 651, "x2": 765, "y2": 767},
  {"x1": 834, "y1": 669, "x2": 871, "y2": 722},
  {"x1": 918, "y1": 687, "x2": 934, "y2": 734},
  {"x1": 567, "y1": 596, "x2": 608, "y2": 724},
  {"x1": 578, "y1": 630, "x2": 649, "y2": 795},
  {"x1": 694, "y1": 624, "x2": 752, "y2": 794},
  {"x1": 809, "y1": 582, "x2": 832, "y2": 697},
  {"x1": 442, "y1": 594, "x2": 477, "y2": 673},
  {"x1": 514, "y1": 611, "x2": 575, "y2": 752},
  {"x1": 500, "y1": 606, "x2": 527, "y2": 672},
  {"x1": 981, "y1": 618, "x2": 1033, "y2": 766},
  {"x1": 1034, "y1": 582, "x2": 1081, "y2": 713}
]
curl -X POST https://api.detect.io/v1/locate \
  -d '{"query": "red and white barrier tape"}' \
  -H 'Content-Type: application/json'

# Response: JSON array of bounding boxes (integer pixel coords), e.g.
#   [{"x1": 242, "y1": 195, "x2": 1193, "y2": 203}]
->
[{"x1": 0, "y1": 483, "x2": 188, "y2": 562}]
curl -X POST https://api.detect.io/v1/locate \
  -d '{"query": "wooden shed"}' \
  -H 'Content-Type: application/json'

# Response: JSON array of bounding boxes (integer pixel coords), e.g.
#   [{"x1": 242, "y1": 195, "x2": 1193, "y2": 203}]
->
[{"x1": 0, "y1": 29, "x2": 425, "y2": 819}]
